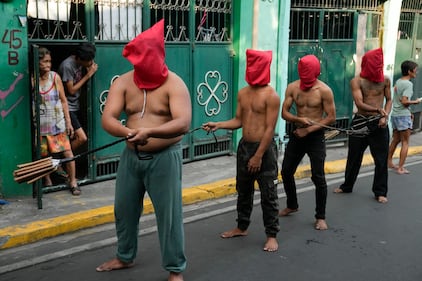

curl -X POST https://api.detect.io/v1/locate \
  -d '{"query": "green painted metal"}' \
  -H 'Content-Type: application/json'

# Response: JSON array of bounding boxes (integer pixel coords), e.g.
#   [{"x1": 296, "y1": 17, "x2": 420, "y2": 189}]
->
[
  {"x1": 0, "y1": 1, "x2": 32, "y2": 197},
  {"x1": 288, "y1": 9, "x2": 358, "y2": 141},
  {"x1": 191, "y1": 44, "x2": 233, "y2": 160},
  {"x1": 394, "y1": 13, "x2": 422, "y2": 115}
]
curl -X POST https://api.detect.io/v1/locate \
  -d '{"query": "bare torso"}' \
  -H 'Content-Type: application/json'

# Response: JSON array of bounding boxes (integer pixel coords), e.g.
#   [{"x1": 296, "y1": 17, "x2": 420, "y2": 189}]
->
[
  {"x1": 352, "y1": 77, "x2": 389, "y2": 116},
  {"x1": 238, "y1": 85, "x2": 278, "y2": 142},
  {"x1": 115, "y1": 71, "x2": 185, "y2": 151}
]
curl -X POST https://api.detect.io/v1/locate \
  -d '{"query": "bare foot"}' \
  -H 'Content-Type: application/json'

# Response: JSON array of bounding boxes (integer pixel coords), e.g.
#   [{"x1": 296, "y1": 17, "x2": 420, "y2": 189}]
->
[
  {"x1": 279, "y1": 208, "x2": 298, "y2": 216},
  {"x1": 220, "y1": 228, "x2": 248, "y2": 238},
  {"x1": 96, "y1": 258, "x2": 134, "y2": 272},
  {"x1": 263, "y1": 237, "x2": 278, "y2": 252},
  {"x1": 168, "y1": 272, "x2": 183, "y2": 281},
  {"x1": 388, "y1": 163, "x2": 398, "y2": 169},
  {"x1": 314, "y1": 219, "x2": 328, "y2": 230},
  {"x1": 396, "y1": 167, "x2": 409, "y2": 175},
  {"x1": 377, "y1": 196, "x2": 388, "y2": 203},
  {"x1": 333, "y1": 187, "x2": 343, "y2": 193}
]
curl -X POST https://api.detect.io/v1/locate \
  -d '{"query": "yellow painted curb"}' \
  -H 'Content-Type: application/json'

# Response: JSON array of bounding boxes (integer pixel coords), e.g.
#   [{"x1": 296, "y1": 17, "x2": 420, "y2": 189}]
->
[{"x1": 1, "y1": 146, "x2": 421, "y2": 250}]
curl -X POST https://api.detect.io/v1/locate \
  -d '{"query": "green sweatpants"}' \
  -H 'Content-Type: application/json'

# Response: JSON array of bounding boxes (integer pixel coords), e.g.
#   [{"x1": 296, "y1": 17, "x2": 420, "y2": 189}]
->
[{"x1": 114, "y1": 142, "x2": 186, "y2": 273}]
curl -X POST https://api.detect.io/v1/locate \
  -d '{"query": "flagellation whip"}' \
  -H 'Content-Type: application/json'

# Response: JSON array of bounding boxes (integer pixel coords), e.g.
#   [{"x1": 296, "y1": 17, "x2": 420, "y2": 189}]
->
[
  {"x1": 13, "y1": 137, "x2": 128, "y2": 184},
  {"x1": 13, "y1": 126, "x2": 217, "y2": 184},
  {"x1": 309, "y1": 114, "x2": 383, "y2": 140}
]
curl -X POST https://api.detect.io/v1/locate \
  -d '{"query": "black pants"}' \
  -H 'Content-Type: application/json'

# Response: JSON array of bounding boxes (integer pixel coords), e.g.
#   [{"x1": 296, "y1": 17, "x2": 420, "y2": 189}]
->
[
  {"x1": 339, "y1": 115, "x2": 389, "y2": 197},
  {"x1": 236, "y1": 139, "x2": 280, "y2": 238},
  {"x1": 282, "y1": 129, "x2": 327, "y2": 220}
]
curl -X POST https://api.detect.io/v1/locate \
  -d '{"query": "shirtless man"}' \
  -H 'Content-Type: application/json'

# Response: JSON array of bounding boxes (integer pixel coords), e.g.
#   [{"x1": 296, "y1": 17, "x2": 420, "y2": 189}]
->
[
  {"x1": 96, "y1": 20, "x2": 191, "y2": 281},
  {"x1": 334, "y1": 48, "x2": 391, "y2": 204},
  {"x1": 203, "y1": 49, "x2": 280, "y2": 251},
  {"x1": 279, "y1": 54, "x2": 336, "y2": 231}
]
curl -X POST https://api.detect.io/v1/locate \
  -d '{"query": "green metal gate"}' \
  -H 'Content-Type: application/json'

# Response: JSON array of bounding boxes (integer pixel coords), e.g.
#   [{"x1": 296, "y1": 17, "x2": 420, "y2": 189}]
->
[
  {"x1": 394, "y1": 4, "x2": 422, "y2": 130},
  {"x1": 27, "y1": 0, "x2": 233, "y2": 187},
  {"x1": 287, "y1": 8, "x2": 358, "y2": 142}
]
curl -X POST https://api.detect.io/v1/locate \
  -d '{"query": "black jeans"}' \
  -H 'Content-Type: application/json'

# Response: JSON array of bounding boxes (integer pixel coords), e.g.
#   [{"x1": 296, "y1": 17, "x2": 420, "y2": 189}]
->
[
  {"x1": 339, "y1": 115, "x2": 389, "y2": 197},
  {"x1": 282, "y1": 129, "x2": 327, "y2": 220},
  {"x1": 236, "y1": 139, "x2": 280, "y2": 238}
]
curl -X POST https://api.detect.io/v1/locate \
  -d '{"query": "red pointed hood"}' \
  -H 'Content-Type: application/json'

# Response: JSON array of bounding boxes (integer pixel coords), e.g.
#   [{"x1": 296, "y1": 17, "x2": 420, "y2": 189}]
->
[
  {"x1": 360, "y1": 48, "x2": 384, "y2": 83},
  {"x1": 122, "y1": 19, "x2": 168, "y2": 90},
  {"x1": 298, "y1": 54, "x2": 320, "y2": 91},
  {"x1": 245, "y1": 49, "x2": 272, "y2": 86}
]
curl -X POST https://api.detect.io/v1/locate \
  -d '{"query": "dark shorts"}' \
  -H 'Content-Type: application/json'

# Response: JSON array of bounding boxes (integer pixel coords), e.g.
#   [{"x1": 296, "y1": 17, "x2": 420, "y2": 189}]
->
[{"x1": 69, "y1": 111, "x2": 82, "y2": 130}]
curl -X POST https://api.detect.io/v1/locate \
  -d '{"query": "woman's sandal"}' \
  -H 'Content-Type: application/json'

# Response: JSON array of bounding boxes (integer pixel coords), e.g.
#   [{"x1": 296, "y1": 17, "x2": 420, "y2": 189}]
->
[{"x1": 70, "y1": 185, "x2": 81, "y2": 196}]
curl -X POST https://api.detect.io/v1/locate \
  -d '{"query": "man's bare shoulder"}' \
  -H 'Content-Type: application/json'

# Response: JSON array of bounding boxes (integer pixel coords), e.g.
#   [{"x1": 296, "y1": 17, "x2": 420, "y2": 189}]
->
[
  {"x1": 315, "y1": 80, "x2": 334, "y2": 95},
  {"x1": 113, "y1": 70, "x2": 134, "y2": 85}
]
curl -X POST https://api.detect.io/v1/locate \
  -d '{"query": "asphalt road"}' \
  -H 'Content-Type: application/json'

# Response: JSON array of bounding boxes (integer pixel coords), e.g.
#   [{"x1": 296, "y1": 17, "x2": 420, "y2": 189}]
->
[{"x1": 2, "y1": 156, "x2": 422, "y2": 281}]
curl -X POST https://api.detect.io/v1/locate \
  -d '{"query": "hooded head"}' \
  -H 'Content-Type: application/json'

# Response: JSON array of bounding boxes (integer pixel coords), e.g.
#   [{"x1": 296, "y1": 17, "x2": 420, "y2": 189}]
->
[
  {"x1": 298, "y1": 55, "x2": 321, "y2": 91},
  {"x1": 360, "y1": 48, "x2": 384, "y2": 83},
  {"x1": 122, "y1": 19, "x2": 168, "y2": 90},
  {"x1": 245, "y1": 49, "x2": 272, "y2": 86}
]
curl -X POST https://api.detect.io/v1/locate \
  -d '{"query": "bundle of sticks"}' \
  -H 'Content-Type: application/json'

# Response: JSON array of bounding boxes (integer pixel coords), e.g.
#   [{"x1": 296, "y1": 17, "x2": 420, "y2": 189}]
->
[
  {"x1": 13, "y1": 157, "x2": 63, "y2": 184},
  {"x1": 13, "y1": 137, "x2": 128, "y2": 184}
]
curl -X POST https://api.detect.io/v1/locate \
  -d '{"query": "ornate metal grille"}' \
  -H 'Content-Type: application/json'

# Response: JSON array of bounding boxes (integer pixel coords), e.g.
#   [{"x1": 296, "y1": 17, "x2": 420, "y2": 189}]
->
[
  {"x1": 28, "y1": 0, "x2": 89, "y2": 40},
  {"x1": 401, "y1": 0, "x2": 422, "y2": 13},
  {"x1": 96, "y1": 0, "x2": 144, "y2": 41},
  {"x1": 27, "y1": 0, "x2": 144, "y2": 41},
  {"x1": 323, "y1": 11, "x2": 354, "y2": 40},
  {"x1": 291, "y1": 0, "x2": 384, "y2": 10},
  {"x1": 194, "y1": 0, "x2": 231, "y2": 42},
  {"x1": 290, "y1": 10, "x2": 320, "y2": 40},
  {"x1": 398, "y1": 12, "x2": 415, "y2": 40},
  {"x1": 149, "y1": 0, "x2": 190, "y2": 41}
]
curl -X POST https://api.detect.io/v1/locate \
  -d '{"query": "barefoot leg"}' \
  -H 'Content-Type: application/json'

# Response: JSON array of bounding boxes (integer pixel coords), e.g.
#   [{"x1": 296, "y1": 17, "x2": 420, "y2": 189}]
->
[
  {"x1": 377, "y1": 196, "x2": 388, "y2": 203},
  {"x1": 314, "y1": 219, "x2": 328, "y2": 230},
  {"x1": 168, "y1": 272, "x2": 184, "y2": 281},
  {"x1": 263, "y1": 237, "x2": 278, "y2": 252},
  {"x1": 96, "y1": 258, "x2": 134, "y2": 272},
  {"x1": 279, "y1": 208, "x2": 298, "y2": 216},
  {"x1": 220, "y1": 228, "x2": 248, "y2": 238}
]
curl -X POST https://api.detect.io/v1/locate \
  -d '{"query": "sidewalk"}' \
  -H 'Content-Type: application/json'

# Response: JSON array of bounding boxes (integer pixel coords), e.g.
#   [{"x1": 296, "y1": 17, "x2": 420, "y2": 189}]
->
[{"x1": 1, "y1": 132, "x2": 422, "y2": 250}]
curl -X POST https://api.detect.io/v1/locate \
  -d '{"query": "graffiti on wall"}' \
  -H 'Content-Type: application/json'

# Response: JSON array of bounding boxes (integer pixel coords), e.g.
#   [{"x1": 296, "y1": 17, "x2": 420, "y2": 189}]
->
[
  {"x1": 0, "y1": 72, "x2": 24, "y2": 120},
  {"x1": 1, "y1": 28, "x2": 25, "y2": 120}
]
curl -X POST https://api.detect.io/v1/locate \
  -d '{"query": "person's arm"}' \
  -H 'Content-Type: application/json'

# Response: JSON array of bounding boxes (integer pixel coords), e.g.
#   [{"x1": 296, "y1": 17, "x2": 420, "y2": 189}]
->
[
  {"x1": 248, "y1": 90, "x2": 280, "y2": 173},
  {"x1": 63, "y1": 62, "x2": 98, "y2": 96},
  {"x1": 379, "y1": 77, "x2": 392, "y2": 127},
  {"x1": 202, "y1": 92, "x2": 243, "y2": 132},
  {"x1": 400, "y1": 81, "x2": 421, "y2": 107},
  {"x1": 55, "y1": 74, "x2": 74, "y2": 137},
  {"x1": 350, "y1": 77, "x2": 386, "y2": 115}
]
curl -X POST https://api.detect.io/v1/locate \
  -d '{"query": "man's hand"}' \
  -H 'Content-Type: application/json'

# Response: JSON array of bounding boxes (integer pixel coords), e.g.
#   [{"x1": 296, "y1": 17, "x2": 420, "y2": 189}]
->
[
  {"x1": 378, "y1": 117, "x2": 388, "y2": 128},
  {"x1": 202, "y1": 122, "x2": 219, "y2": 132},
  {"x1": 297, "y1": 117, "x2": 313, "y2": 126},
  {"x1": 127, "y1": 128, "x2": 149, "y2": 146},
  {"x1": 293, "y1": 127, "x2": 309, "y2": 138},
  {"x1": 87, "y1": 62, "x2": 98, "y2": 78},
  {"x1": 248, "y1": 155, "x2": 262, "y2": 174}
]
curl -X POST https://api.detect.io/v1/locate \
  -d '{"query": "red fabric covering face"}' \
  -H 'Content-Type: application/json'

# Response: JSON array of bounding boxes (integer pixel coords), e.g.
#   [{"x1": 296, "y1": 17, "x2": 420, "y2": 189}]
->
[
  {"x1": 122, "y1": 19, "x2": 168, "y2": 90},
  {"x1": 298, "y1": 55, "x2": 320, "y2": 91},
  {"x1": 360, "y1": 48, "x2": 384, "y2": 83},
  {"x1": 245, "y1": 49, "x2": 272, "y2": 86}
]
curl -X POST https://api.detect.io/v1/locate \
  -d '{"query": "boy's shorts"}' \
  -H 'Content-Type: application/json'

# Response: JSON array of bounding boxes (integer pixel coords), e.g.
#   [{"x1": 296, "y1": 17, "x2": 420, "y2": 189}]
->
[{"x1": 391, "y1": 115, "x2": 413, "y2": 131}]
